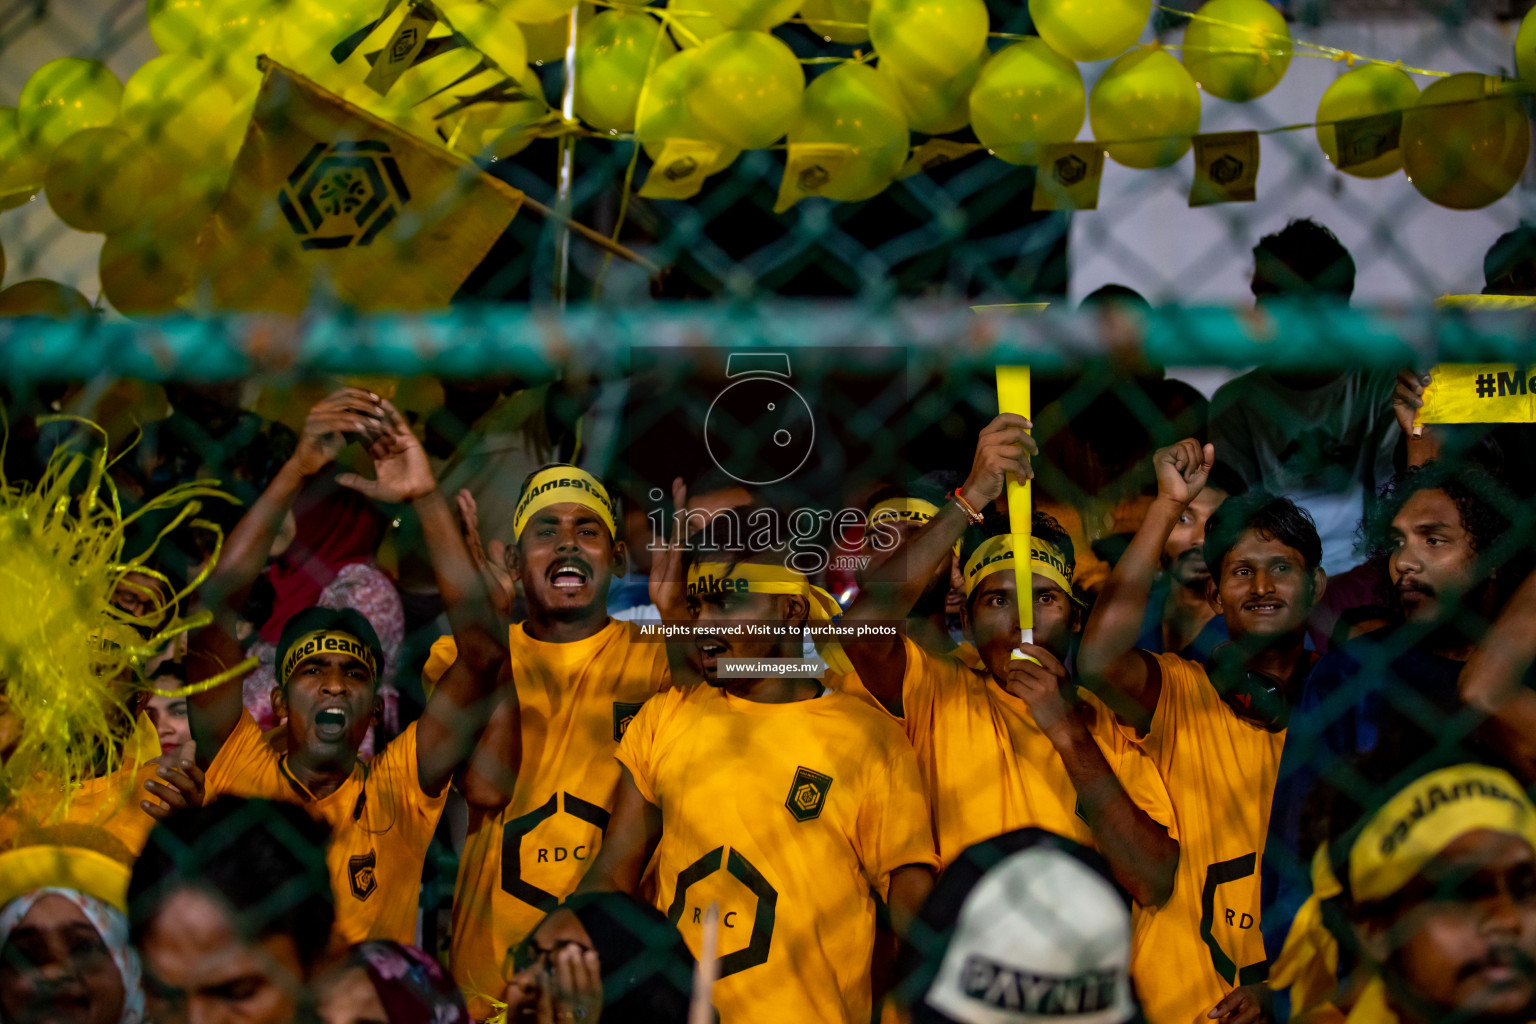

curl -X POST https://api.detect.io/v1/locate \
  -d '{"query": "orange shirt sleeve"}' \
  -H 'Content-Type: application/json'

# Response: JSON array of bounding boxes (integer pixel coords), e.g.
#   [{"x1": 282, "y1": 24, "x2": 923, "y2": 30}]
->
[
  {"x1": 204, "y1": 711, "x2": 277, "y2": 799},
  {"x1": 371, "y1": 721, "x2": 451, "y2": 810},
  {"x1": 615, "y1": 691, "x2": 671, "y2": 807}
]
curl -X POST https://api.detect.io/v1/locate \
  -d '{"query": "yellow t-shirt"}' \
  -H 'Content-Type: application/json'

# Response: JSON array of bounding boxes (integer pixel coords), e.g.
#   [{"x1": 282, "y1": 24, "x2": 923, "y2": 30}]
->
[
  {"x1": 429, "y1": 620, "x2": 670, "y2": 1016},
  {"x1": 1126, "y1": 653, "x2": 1286, "y2": 1024},
  {"x1": 617, "y1": 683, "x2": 939, "y2": 1024},
  {"x1": 203, "y1": 711, "x2": 447, "y2": 946},
  {"x1": 860, "y1": 638, "x2": 1176, "y2": 867},
  {"x1": 0, "y1": 713, "x2": 162, "y2": 859}
]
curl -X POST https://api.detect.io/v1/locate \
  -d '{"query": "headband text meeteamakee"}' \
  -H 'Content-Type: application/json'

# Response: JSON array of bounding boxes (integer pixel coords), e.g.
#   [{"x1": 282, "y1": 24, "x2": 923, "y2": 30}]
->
[
  {"x1": 963, "y1": 534, "x2": 1082, "y2": 605},
  {"x1": 686, "y1": 560, "x2": 854, "y2": 673},
  {"x1": 868, "y1": 496, "x2": 962, "y2": 556},
  {"x1": 280, "y1": 629, "x2": 380, "y2": 687},
  {"x1": 513, "y1": 466, "x2": 616, "y2": 541}
]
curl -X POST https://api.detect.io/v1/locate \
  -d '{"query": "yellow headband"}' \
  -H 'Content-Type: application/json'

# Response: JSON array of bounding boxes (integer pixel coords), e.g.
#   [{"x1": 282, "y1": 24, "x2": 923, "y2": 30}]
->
[
  {"x1": 280, "y1": 630, "x2": 379, "y2": 687},
  {"x1": 513, "y1": 467, "x2": 616, "y2": 541},
  {"x1": 867, "y1": 497, "x2": 940, "y2": 528},
  {"x1": 962, "y1": 534, "x2": 1080, "y2": 602},
  {"x1": 686, "y1": 560, "x2": 851, "y2": 673},
  {"x1": 867, "y1": 496, "x2": 961, "y2": 557},
  {"x1": 0, "y1": 846, "x2": 131, "y2": 912},
  {"x1": 1349, "y1": 763, "x2": 1536, "y2": 904}
]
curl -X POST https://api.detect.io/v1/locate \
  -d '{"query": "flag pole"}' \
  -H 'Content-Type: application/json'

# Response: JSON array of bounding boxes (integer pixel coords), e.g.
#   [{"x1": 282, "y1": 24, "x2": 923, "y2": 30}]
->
[
  {"x1": 996, "y1": 366, "x2": 1038, "y2": 664},
  {"x1": 553, "y1": 3, "x2": 581, "y2": 309}
]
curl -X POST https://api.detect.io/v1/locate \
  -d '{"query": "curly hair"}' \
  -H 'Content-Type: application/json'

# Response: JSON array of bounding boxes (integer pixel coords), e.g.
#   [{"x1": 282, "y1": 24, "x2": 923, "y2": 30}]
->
[
  {"x1": 1363, "y1": 461, "x2": 1516, "y2": 563},
  {"x1": 1204, "y1": 491, "x2": 1323, "y2": 577}
]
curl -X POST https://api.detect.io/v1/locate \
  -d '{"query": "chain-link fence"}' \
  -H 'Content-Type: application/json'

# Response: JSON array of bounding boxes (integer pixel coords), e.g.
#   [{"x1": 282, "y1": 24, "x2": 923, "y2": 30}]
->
[{"x1": 6, "y1": 0, "x2": 1536, "y2": 1022}]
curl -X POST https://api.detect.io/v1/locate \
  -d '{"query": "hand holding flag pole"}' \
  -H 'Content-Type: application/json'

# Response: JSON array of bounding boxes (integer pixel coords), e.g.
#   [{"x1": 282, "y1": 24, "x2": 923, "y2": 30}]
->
[{"x1": 996, "y1": 366, "x2": 1040, "y2": 667}]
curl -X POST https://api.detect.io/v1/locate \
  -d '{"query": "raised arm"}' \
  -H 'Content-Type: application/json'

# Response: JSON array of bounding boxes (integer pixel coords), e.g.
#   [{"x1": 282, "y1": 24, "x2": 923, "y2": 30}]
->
[
  {"x1": 649, "y1": 477, "x2": 704, "y2": 689},
  {"x1": 1460, "y1": 567, "x2": 1536, "y2": 782},
  {"x1": 1008, "y1": 643, "x2": 1178, "y2": 906},
  {"x1": 186, "y1": 389, "x2": 385, "y2": 768},
  {"x1": 338, "y1": 401, "x2": 511, "y2": 796},
  {"x1": 1079, "y1": 439, "x2": 1214, "y2": 728},
  {"x1": 842, "y1": 414, "x2": 1035, "y2": 715}
]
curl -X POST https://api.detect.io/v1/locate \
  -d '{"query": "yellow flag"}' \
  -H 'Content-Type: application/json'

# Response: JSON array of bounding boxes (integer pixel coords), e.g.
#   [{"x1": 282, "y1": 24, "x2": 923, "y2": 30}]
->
[
  {"x1": 774, "y1": 143, "x2": 854, "y2": 213},
  {"x1": 195, "y1": 60, "x2": 524, "y2": 313},
  {"x1": 639, "y1": 140, "x2": 723, "y2": 200},
  {"x1": 1031, "y1": 143, "x2": 1104, "y2": 211},
  {"x1": 1189, "y1": 131, "x2": 1259, "y2": 207},
  {"x1": 1417, "y1": 364, "x2": 1536, "y2": 425}
]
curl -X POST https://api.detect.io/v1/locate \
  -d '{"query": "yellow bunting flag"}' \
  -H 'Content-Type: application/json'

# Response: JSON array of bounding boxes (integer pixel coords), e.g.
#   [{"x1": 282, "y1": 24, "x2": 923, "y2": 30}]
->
[
  {"x1": 1416, "y1": 363, "x2": 1536, "y2": 426},
  {"x1": 1031, "y1": 143, "x2": 1105, "y2": 212},
  {"x1": 195, "y1": 60, "x2": 524, "y2": 313},
  {"x1": 896, "y1": 139, "x2": 983, "y2": 181},
  {"x1": 774, "y1": 143, "x2": 854, "y2": 213},
  {"x1": 1190, "y1": 131, "x2": 1259, "y2": 206},
  {"x1": 639, "y1": 140, "x2": 724, "y2": 200},
  {"x1": 1333, "y1": 111, "x2": 1402, "y2": 173}
]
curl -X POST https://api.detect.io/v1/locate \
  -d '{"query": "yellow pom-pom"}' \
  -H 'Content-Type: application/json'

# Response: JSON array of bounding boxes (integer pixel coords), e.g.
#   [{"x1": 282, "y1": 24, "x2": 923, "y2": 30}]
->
[{"x1": 0, "y1": 416, "x2": 235, "y2": 817}]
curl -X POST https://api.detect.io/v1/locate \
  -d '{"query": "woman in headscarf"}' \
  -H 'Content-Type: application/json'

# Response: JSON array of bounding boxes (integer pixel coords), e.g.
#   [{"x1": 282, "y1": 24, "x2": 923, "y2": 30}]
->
[
  {"x1": 318, "y1": 941, "x2": 470, "y2": 1024},
  {"x1": 506, "y1": 892, "x2": 700, "y2": 1024},
  {"x1": 0, "y1": 845, "x2": 144, "y2": 1024}
]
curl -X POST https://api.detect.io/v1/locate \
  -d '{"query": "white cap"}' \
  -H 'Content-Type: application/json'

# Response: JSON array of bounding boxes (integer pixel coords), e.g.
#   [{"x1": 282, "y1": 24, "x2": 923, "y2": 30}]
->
[{"x1": 923, "y1": 845, "x2": 1136, "y2": 1024}]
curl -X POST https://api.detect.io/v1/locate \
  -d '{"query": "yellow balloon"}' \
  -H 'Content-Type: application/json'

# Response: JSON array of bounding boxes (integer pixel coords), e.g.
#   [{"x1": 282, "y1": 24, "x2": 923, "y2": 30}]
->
[
  {"x1": 1315, "y1": 65, "x2": 1418, "y2": 179},
  {"x1": 273, "y1": 0, "x2": 385, "y2": 87},
  {"x1": 0, "y1": 107, "x2": 46, "y2": 202},
  {"x1": 800, "y1": 0, "x2": 870, "y2": 44},
  {"x1": 1090, "y1": 46, "x2": 1200, "y2": 168},
  {"x1": 444, "y1": 65, "x2": 549, "y2": 159},
  {"x1": 0, "y1": 280, "x2": 94, "y2": 319},
  {"x1": 441, "y1": 1, "x2": 529, "y2": 73},
  {"x1": 1519, "y1": 3, "x2": 1536, "y2": 91},
  {"x1": 520, "y1": 6, "x2": 593, "y2": 64},
  {"x1": 44, "y1": 128, "x2": 151, "y2": 234},
  {"x1": 1181, "y1": 0, "x2": 1290, "y2": 102},
  {"x1": 869, "y1": 0, "x2": 988, "y2": 83},
  {"x1": 1402, "y1": 73, "x2": 1529, "y2": 210},
  {"x1": 884, "y1": 45, "x2": 987, "y2": 135},
  {"x1": 636, "y1": 49, "x2": 741, "y2": 173},
  {"x1": 487, "y1": 0, "x2": 578, "y2": 28},
  {"x1": 99, "y1": 230, "x2": 194, "y2": 317},
  {"x1": 790, "y1": 63, "x2": 909, "y2": 201},
  {"x1": 147, "y1": 0, "x2": 221, "y2": 53},
  {"x1": 1029, "y1": 0, "x2": 1148, "y2": 62},
  {"x1": 970, "y1": 39, "x2": 1083, "y2": 164},
  {"x1": 666, "y1": 0, "x2": 802, "y2": 46},
  {"x1": 576, "y1": 11, "x2": 676, "y2": 133},
  {"x1": 119, "y1": 54, "x2": 248, "y2": 167},
  {"x1": 18, "y1": 59, "x2": 124, "y2": 160},
  {"x1": 686, "y1": 31, "x2": 804, "y2": 150}
]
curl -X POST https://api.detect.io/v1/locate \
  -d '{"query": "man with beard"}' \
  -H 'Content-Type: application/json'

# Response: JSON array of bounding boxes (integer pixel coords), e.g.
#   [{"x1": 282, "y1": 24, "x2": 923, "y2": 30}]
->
[
  {"x1": 187, "y1": 393, "x2": 509, "y2": 946},
  {"x1": 532, "y1": 530, "x2": 938, "y2": 1024},
  {"x1": 1079, "y1": 439, "x2": 1328, "y2": 1024},
  {"x1": 423, "y1": 465, "x2": 672, "y2": 1018},
  {"x1": 1136, "y1": 467, "x2": 1242, "y2": 665},
  {"x1": 1264, "y1": 461, "x2": 1522, "y2": 973},
  {"x1": 840, "y1": 417, "x2": 1179, "y2": 911},
  {"x1": 1305, "y1": 763, "x2": 1536, "y2": 1024}
]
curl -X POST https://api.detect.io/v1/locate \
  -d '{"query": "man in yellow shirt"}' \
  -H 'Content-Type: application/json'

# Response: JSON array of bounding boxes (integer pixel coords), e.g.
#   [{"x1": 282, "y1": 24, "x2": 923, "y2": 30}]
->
[
  {"x1": 426, "y1": 465, "x2": 671, "y2": 1017},
  {"x1": 1080, "y1": 439, "x2": 1327, "y2": 1024},
  {"x1": 530, "y1": 535, "x2": 938, "y2": 1024},
  {"x1": 861, "y1": 476, "x2": 969, "y2": 662},
  {"x1": 840, "y1": 415, "x2": 1179, "y2": 910},
  {"x1": 1298, "y1": 763, "x2": 1536, "y2": 1024},
  {"x1": 187, "y1": 392, "x2": 508, "y2": 947}
]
